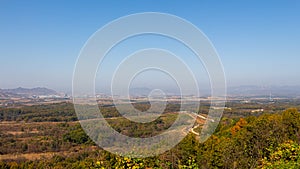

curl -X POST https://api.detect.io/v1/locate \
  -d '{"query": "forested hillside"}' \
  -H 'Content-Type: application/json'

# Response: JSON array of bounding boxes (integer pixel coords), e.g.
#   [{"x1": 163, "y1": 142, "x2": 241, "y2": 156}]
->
[{"x1": 0, "y1": 103, "x2": 300, "y2": 168}]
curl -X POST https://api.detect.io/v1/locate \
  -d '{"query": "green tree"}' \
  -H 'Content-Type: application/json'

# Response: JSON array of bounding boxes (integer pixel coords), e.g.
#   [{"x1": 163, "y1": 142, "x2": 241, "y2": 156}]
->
[{"x1": 258, "y1": 140, "x2": 300, "y2": 169}]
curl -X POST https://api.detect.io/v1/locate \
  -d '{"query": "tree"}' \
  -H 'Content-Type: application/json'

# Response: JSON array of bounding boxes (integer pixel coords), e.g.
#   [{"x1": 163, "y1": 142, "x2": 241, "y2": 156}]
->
[{"x1": 258, "y1": 140, "x2": 300, "y2": 169}]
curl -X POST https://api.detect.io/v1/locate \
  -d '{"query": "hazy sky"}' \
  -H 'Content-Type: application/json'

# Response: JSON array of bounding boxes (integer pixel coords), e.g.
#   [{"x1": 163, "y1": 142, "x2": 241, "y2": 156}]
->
[{"x1": 0, "y1": 1, "x2": 300, "y2": 92}]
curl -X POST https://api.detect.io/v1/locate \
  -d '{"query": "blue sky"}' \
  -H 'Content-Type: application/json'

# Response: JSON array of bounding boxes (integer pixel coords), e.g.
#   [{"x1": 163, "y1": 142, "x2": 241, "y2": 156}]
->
[{"x1": 0, "y1": 1, "x2": 299, "y2": 92}]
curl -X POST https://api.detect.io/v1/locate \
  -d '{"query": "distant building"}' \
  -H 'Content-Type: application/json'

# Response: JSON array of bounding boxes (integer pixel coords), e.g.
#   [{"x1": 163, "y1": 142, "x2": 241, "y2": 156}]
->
[{"x1": 251, "y1": 109, "x2": 264, "y2": 113}]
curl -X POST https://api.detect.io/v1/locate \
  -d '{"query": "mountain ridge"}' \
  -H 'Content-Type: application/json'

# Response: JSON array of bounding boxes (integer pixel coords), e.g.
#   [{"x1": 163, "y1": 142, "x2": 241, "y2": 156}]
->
[{"x1": 0, "y1": 87, "x2": 58, "y2": 97}]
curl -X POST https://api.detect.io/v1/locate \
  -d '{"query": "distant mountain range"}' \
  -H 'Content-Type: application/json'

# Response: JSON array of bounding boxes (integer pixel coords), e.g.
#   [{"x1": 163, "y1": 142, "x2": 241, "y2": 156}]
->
[
  {"x1": 0, "y1": 87, "x2": 58, "y2": 97},
  {"x1": 127, "y1": 86, "x2": 300, "y2": 98},
  {"x1": 1, "y1": 85, "x2": 300, "y2": 98},
  {"x1": 228, "y1": 85, "x2": 300, "y2": 98}
]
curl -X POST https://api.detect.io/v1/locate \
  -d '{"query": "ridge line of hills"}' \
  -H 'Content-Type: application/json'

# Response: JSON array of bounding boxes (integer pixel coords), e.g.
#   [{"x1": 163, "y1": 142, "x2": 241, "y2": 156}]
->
[
  {"x1": 1, "y1": 85, "x2": 300, "y2": 98},
  {"x1": 0, "y1": 87, "x2": 59, "y2": 97}
]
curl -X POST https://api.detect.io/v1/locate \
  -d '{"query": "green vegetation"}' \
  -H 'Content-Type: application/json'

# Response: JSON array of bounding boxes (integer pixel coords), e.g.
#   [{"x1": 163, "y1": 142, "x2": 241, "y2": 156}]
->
[
  {"x1": 258, "y1": 140, "x2": 300, "y2": 169},
  {"x1": 0, "y1": 102, "x2": 77, "y2": 122},
  {"x1": 0, "y1": 102, "x2": 181, "y2": 122},
  {"x1": 1, "y1": 102, "x2": 300, "y2": 168}
]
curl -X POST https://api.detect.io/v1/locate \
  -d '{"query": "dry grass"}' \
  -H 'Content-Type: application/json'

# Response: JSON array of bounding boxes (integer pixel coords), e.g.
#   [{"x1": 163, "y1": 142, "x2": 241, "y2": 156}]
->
[{"x1": 0, "y1": 152, "x2": 63, "y2": 161}]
